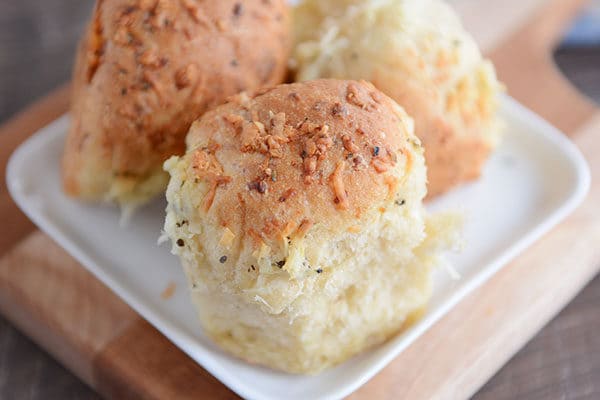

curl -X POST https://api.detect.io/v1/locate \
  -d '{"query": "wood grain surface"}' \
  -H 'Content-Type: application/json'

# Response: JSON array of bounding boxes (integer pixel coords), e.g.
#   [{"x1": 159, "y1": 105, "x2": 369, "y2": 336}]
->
[{"x1": 0, "y1": 1, "x2": 599, "y2": 399}]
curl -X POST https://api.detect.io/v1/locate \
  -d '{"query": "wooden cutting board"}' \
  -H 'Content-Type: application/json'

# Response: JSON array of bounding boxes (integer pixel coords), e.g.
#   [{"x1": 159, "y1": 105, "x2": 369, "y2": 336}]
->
[{"x1": 1, "y1": 0, "x2": 599, "y2": 398}]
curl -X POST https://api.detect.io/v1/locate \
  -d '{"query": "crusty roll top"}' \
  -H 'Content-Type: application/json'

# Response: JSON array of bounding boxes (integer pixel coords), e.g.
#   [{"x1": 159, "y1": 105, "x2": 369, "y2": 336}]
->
[
  {"x1": 171, "y1": 79, "x2": 422, "y2": 250},
  {"x1": 63, "y1": 0, "x2": 290, "y2": 205}
]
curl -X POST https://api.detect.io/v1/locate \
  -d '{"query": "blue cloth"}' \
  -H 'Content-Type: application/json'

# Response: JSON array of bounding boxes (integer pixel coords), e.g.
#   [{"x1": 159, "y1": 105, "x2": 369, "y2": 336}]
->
[{"x1": 562, "y1": 2, "x2": 600, "y2": 46}]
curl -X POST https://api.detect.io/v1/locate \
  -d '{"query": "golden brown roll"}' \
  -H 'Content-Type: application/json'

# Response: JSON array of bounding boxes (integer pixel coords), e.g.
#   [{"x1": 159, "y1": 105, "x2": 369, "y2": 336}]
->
[
  {"x1": 62, "y1": 0, "x2": 290, "y2": 210},
  {"x1": 292, "y1": 0, "x2": 503, "y2": 198},
  {"x1": 163, "y1": 79, "x2": 456, "y2": 373}
]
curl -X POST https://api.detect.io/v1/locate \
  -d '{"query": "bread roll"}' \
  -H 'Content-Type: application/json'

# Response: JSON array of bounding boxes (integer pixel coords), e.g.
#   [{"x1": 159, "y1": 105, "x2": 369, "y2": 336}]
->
[
  {"x1": 292, "y1": 0, "x2": 502, "y2": 197},
  {"x1": 62, "y1": 0, "x2": 290, "y2": 209},
  {"x1": 164, "y1": 79, "x2": 454, "y2": 373}
]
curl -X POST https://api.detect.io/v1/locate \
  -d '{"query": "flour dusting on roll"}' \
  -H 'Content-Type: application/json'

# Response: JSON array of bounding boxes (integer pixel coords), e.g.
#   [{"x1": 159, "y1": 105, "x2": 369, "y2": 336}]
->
[{"x1": 163, "y1": 79, "x2": 457, "y2": 373}]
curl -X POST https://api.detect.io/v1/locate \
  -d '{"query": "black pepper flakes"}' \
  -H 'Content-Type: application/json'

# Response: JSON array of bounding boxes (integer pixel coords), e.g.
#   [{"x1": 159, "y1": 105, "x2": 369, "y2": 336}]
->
[
  {"x1": 248, "y1": 180, "x2": 267, "y2": 194},
  {"x1": 278, "y1": 188, "x2": 296, "y2": 203},
  {"x1": 120, "y1": 87, "x2": 128, "y2": 96},
  {"x1": 331, "y1": 102, "x2": 346, "y2": 117},
  {"x1": 276, "y1": 260, "x2": 285, "y2": 268},
  {"x1": 251, "y1": 265, "x2": 256, "y2": 271},
  {"x1": 257, "y1": 181, "x2": 267, "y2": 193},
  {"x1": 395, "y1": 199, "x2": 406, "y2": 206},
  {"x1": 176, "y1": 239, "x2": 185, "y2": 247},
  {"x1": 316, "y1": 268, "x2": 323, "y2": 274},
  {"x1": 373, "y1": 146, "x2": 380, "y2": 156},
  {"x1": 230, "y1": 59, "x2": 239, "y2": 67},
  {"x1": 219, "y1": 255, "x2": 227, "y2": 263},
  {"x1": 233, "y1": 3, "x2": 243, "y2": 17},
  {"x1": 296, "y1": 117, "x2": 309, "y2": 129}
]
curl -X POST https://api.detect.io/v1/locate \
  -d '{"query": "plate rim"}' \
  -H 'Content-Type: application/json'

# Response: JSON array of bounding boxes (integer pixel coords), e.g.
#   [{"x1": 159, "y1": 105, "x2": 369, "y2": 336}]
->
[{"x1": 5, "y1": 94, "x2": 591, "y2": 400}]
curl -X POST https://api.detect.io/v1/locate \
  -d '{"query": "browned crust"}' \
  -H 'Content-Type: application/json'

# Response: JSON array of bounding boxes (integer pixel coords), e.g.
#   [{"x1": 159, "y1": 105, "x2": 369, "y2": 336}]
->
[
  {"x1": 62, "y1": 0, "x2": 291, "y2": 201},
  {"x1": 379, "y1": 81, "x2": 492, "y2": 198},
  {"x1": 183, "y1": 79, "x2": 418, "y2": 244}
]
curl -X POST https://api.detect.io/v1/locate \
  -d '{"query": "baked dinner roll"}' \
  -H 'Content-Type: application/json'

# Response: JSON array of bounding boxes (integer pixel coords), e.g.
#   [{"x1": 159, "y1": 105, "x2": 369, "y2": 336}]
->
[
  {"x1": 62, "y1": 0, "x2": 290, "y2": 210},
  {"x1": 164, "y1": 79, "x2": 454, "y2": 373},
  {"x1": 292, "y1": 0, "x2": 502, "y2": 197}
]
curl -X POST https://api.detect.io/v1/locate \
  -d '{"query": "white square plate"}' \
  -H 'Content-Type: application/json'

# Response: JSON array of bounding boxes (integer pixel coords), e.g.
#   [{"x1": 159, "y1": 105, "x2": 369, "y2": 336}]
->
[{"x1": 6, "y1": 96, "x2": 590, "y2": 400}]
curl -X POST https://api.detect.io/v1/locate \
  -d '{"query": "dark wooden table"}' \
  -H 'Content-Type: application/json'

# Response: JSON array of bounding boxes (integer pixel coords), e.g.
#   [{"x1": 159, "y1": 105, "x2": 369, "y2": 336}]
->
[{"x1": 0, "y1": 1, "x2": 598, "y2": 399}]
